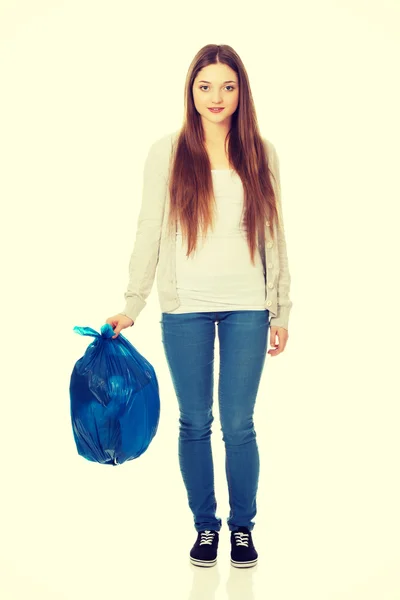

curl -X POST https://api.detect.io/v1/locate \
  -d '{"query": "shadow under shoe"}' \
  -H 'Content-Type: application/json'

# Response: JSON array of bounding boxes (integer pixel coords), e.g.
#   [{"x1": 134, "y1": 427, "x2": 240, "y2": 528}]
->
[{"x1": 190, "y1": 530, "x2": 219, "y2": 568}]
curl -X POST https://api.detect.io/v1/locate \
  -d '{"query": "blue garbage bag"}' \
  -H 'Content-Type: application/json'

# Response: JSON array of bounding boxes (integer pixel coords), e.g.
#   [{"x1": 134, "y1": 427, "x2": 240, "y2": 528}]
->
[{"x1": 69, "y1": 323, "x2": 160, "y2": 465}]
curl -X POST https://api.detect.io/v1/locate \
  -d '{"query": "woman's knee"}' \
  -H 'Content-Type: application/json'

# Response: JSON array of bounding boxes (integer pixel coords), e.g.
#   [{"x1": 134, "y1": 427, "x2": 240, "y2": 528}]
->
[
  {"x1": 221, "y1": 420, "x2": 256, "y2": 445},
  {"x1": 178, "y1": 411, "x2": 215, "y2": 440}
]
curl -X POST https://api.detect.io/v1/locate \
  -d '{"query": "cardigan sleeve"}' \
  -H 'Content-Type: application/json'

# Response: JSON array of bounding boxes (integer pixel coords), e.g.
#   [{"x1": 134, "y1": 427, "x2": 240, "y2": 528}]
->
[
  {"x1": 120, "y1": 139, "x2": 168, "y2": 324},
  {"x1": 268, "y1": 142, "x2": 293, "y2": 330}
]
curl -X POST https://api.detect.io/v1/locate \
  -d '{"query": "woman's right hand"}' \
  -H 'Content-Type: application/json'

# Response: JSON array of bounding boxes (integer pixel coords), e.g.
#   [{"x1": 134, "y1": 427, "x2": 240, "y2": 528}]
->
[{"x1": 105, "y1": 314, "x2": 134, "y2": 339}]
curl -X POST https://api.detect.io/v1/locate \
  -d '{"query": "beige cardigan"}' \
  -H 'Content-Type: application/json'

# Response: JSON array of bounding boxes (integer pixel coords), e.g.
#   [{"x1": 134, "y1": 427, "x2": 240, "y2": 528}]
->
[{"x1": 120, "y1": 130, "x2": 293, "y2": 330}]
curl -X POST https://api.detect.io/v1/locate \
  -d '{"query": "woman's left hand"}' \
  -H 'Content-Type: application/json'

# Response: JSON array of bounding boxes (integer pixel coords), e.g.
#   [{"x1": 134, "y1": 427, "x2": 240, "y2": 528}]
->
[{"x1": 268, "y1": 326, "x2": 289, "y2": 356}]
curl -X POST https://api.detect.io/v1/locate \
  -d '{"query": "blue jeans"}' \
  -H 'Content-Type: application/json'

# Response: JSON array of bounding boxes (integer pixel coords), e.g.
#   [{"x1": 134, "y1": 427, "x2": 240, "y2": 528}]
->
[{"x1": 160, "y1": 310, "x2": 270, "y2": 532}]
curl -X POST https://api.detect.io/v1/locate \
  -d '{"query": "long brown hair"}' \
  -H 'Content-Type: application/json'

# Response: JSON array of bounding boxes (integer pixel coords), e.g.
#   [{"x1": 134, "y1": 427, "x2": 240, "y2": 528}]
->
[{"x1": 166, "y1": 43, "x2": 281, "y2": 266}]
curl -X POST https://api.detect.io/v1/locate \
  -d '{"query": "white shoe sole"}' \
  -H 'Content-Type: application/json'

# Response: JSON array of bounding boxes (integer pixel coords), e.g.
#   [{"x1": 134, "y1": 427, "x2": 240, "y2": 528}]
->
[
  {"x1": 190, "y1": 556, "x2": 217, "y2": 567},
  {"x1": 231, "y1": 557, "x2": 258, "y2": 568}
]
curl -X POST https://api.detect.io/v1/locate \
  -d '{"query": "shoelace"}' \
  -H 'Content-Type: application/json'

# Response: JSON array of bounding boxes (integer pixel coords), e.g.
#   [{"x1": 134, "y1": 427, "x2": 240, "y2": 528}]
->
[
  {"x1": 233, "y1": 532, "x2": 249, "y2": 547},
  {"x1": 199, "y1": 530, "x2": 216, "y2": 545}
]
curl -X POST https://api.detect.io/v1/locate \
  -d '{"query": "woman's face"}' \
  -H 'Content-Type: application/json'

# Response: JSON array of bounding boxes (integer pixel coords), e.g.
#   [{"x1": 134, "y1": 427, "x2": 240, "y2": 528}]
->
[{"x1": 192, "y1": 63, "x2": 239, "y2": 129}]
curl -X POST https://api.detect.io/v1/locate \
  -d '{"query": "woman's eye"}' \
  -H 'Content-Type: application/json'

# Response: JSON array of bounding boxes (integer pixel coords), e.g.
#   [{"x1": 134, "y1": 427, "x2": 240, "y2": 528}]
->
[{"x1": 199, "y1": 85, "x2": 235, "y2": 91}]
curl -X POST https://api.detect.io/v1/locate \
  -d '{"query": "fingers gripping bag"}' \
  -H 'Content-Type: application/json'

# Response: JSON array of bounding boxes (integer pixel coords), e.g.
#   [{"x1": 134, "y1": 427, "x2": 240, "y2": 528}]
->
[{"x1": 69, "y1": 323, "x2": 160, "y2": 466}]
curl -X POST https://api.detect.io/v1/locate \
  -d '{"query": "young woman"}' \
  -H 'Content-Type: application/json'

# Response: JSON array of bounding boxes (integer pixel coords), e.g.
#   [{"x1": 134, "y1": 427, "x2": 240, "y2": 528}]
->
[{"x1": 106, "y1": 44, "x2": 293, "y2": 569}]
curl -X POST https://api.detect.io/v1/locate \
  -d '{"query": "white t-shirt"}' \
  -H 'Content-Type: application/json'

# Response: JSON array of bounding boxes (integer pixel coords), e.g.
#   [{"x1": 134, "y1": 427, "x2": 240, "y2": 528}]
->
[{"x1": 169, "y1": 169, "x2": 266, "y2": 314}]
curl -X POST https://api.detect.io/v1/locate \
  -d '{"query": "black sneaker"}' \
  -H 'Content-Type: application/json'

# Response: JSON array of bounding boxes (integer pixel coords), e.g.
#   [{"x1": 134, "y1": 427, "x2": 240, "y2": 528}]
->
[
  {"x1": 230, "y1": 526, "x2": 258, "y2": 568},
  {"x1": 190, "y1": 530, "x2": 219, "y2": 568}
]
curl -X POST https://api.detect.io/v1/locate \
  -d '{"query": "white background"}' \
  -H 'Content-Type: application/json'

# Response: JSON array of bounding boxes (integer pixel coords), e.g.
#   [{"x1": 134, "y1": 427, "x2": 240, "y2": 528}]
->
[{"x1": 1, "y1": 1, "x2": 399, "y2": 599}]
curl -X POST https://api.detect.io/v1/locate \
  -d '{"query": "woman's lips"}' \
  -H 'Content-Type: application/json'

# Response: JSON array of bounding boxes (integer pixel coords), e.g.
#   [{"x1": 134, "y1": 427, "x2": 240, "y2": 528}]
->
[{"x1": 208, "y1": 108, "x2": 224, "y2": 113}]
